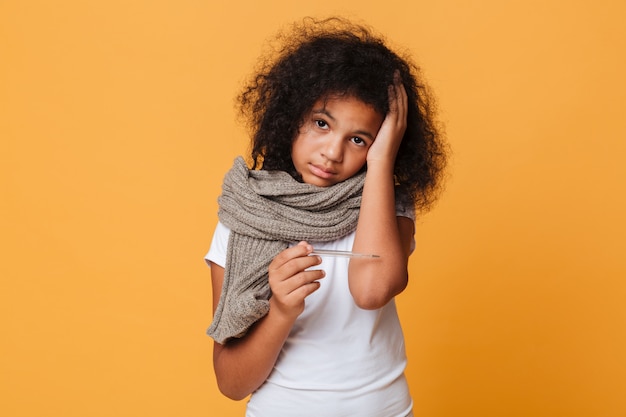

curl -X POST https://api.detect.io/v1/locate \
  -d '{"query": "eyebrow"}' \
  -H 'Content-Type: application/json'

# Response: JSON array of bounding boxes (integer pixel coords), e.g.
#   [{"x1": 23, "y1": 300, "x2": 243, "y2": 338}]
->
[{"x1": 311, "y1": 108, "x2": 377, "y2": 141}]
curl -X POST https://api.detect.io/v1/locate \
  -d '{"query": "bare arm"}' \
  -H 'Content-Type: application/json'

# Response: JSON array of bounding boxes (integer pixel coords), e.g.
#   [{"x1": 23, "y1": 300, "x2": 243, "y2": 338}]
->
[
  {"x1": 348, "y1": 74, "x2": 413, "y2": 309},
  {"x1": 210, "y1": 242, "x2": 324, "y2": 400}
]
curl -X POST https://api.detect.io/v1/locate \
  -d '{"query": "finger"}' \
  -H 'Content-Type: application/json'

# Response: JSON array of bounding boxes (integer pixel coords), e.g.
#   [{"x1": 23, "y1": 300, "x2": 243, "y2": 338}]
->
[
  {"x1": 288, "y1": 279, "x2": 322, "y2": 300},
  {"x1": 270, "y1": 277, "x2": 322, "y2": 317},
  {"x1": 270, "y1": 241, "x2": 313, "y2": 270},
  {"x1": 387, "y1": 83, "x2": 399, "y2": 115},
  {"x1": 396, "y1": 83, "x2": 408, "y2": 128},
  {"x1": 271, "y1": 255, "x2": 322, "y2": 282},
  {"x1": 391, "y1": 73, "x2": 407, "y2": 130},
  {"x1": 387, "y1": 76, "x2": 406, "y2": 118},
  {"x1": 281, "y1": 269, "x2": 326, "y2": 296}
]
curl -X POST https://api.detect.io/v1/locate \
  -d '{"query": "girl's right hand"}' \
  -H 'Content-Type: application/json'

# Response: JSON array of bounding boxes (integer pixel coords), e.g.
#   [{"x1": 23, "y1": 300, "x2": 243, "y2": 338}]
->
[
  {"x1": 268, "y1": 241, "x2": 325, "y2": 320},
  {"x1": 211, "y1": 242, "x2": 324, "y2": 400}
]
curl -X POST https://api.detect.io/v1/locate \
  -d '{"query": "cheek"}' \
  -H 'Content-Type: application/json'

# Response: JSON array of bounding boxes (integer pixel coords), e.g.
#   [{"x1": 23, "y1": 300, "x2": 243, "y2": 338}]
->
[
  {"x1": 292, "y1": 131, "x2": 315, "y2": 154},
  {"x1": 346, "y1": 153, "x2": 368, "y2": 174},
  {"x1": 290, "y1": 137, "x2": 308, "y2": 166}
]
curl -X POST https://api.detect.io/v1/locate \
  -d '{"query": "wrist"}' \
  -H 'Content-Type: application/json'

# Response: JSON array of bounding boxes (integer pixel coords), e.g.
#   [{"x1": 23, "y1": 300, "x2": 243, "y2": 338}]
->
[
  {"x1": 365, "y1": 159, "x2": 395, "y2": 177},
  {"x1": 268, "y1": 297, "x2": 299, "y2": 326}
]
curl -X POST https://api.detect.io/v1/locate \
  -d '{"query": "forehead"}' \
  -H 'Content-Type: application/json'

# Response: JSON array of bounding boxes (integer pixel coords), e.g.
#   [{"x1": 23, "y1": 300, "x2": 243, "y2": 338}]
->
[{"x1": 310, "y1": 94, "x2": 382, "y2": 118}]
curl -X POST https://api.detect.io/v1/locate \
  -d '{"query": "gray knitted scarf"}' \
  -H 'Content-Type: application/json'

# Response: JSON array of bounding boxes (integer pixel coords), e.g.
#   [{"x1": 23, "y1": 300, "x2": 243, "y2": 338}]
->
[{"x1": 207, "y1": 156, "x2": 365, "y2": 343}]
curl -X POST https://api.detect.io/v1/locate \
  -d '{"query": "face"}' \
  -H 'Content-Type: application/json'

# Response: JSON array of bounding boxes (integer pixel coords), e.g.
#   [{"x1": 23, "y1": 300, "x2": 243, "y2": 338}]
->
[{"x1": 291, "y1": 95, "x2": 383, "y2": 187}]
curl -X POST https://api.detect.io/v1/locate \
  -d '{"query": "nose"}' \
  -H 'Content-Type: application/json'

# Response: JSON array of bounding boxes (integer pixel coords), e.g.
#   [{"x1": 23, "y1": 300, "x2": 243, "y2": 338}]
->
[{"x1": 321, "y1": 135, "x2": 343, "y2": 163}]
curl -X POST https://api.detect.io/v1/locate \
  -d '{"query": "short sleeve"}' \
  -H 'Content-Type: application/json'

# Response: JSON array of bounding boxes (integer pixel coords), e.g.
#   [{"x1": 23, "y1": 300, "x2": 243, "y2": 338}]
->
[
  {"x1": 395, "y1": 197, "x2": 416, "y2": 254},
  {"x1": 204, "y1": 221, "x2": 232, "y2": 268},
  {"x1": 395, "y1": 199, "x2": 415, "y2": 221}
]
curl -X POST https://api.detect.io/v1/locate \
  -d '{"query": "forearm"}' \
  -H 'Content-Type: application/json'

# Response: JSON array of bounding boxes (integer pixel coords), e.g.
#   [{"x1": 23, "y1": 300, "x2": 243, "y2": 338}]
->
[
  {"x1": 210, "y1": 244, "x2": 323, "y2": 400},
  {"x1": 349, "y1": 162, "x2": 410, "y2": 309},
  {"x1": 213, "y1": 305, "x2": 294, "y2": 400}
]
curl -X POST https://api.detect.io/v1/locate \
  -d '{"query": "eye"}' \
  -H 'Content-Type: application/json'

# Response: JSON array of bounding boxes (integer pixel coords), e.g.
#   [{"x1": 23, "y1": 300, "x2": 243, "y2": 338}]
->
[
  {"x1": 314, "y1": 119, "x2": 328, "y2": 129},
  {"x1": 351, "y1": 137, "x2": 367, "y2": 147}
]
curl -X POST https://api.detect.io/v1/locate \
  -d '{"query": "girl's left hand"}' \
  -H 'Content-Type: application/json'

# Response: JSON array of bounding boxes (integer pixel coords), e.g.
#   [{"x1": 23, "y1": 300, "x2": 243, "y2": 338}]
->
[{"x1": 366, "y1": 72, "x2": 408, "y2": 166}]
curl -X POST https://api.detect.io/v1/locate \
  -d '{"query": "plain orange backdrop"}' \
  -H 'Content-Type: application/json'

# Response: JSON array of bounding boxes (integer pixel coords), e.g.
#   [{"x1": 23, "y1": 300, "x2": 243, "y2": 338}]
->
[{"x1": 2, "y1": 1, "x2": 625, "y2": 416}]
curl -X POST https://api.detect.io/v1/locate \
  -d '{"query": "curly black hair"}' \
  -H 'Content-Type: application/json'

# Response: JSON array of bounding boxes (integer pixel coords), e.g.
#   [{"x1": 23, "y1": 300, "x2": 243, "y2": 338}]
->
[{"x1": 237, "y1": 17, "x2": 448, "y2": 213}]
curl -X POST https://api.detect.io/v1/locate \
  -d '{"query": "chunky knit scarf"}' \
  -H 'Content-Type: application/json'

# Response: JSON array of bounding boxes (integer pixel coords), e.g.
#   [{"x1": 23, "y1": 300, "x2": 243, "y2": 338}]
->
[{"x1": 207, "y1": 156, "x2": 365, "y2": 344}]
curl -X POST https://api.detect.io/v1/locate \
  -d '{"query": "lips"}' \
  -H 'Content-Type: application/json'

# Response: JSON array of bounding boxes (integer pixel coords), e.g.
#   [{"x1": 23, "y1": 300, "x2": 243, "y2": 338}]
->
[{"x1": 309, "y1": 163, "x2": 336, "y2": 179}]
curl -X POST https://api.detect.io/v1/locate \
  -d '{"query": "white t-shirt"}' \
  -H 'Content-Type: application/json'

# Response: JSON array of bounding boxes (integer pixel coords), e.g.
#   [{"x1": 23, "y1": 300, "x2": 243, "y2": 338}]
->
[{"x1": 206, "y1": 211, "x2": 415, "y2": 417}]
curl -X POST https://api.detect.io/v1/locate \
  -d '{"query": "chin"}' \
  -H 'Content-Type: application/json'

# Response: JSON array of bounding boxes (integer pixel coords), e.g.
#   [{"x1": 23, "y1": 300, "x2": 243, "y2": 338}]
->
[{"x1": 304, "y1": 176, "x2": 334, "y2": 187}]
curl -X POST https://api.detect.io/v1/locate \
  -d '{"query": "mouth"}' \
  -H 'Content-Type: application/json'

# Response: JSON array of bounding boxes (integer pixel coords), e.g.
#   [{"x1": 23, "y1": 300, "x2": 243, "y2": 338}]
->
[{"x1": 309, "y1": 163, "x2": 337, "y2": 180}]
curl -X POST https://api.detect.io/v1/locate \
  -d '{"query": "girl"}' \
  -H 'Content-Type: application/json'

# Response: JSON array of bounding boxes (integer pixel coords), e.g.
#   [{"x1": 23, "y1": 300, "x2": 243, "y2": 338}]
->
[{"x1": 205, "y1": 17, "x2": 447, "y2": 417}]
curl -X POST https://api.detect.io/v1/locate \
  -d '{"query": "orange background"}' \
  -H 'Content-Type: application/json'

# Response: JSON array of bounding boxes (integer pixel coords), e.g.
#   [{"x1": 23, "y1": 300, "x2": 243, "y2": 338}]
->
[{"x1": 2, "y1": 1, "x2": 625, "y2": 416}]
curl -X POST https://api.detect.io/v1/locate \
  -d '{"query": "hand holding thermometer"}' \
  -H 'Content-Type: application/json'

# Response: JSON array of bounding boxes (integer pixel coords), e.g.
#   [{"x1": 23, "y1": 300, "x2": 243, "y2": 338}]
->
[{"x1": 309, "y1": 249, "x2": 380, "y2": 258}]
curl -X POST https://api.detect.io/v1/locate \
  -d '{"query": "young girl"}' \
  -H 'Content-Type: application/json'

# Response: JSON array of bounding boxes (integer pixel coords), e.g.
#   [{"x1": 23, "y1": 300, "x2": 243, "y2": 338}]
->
[{"x1": 205, "y1": 17, "x2": 447, "y2": 417}]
